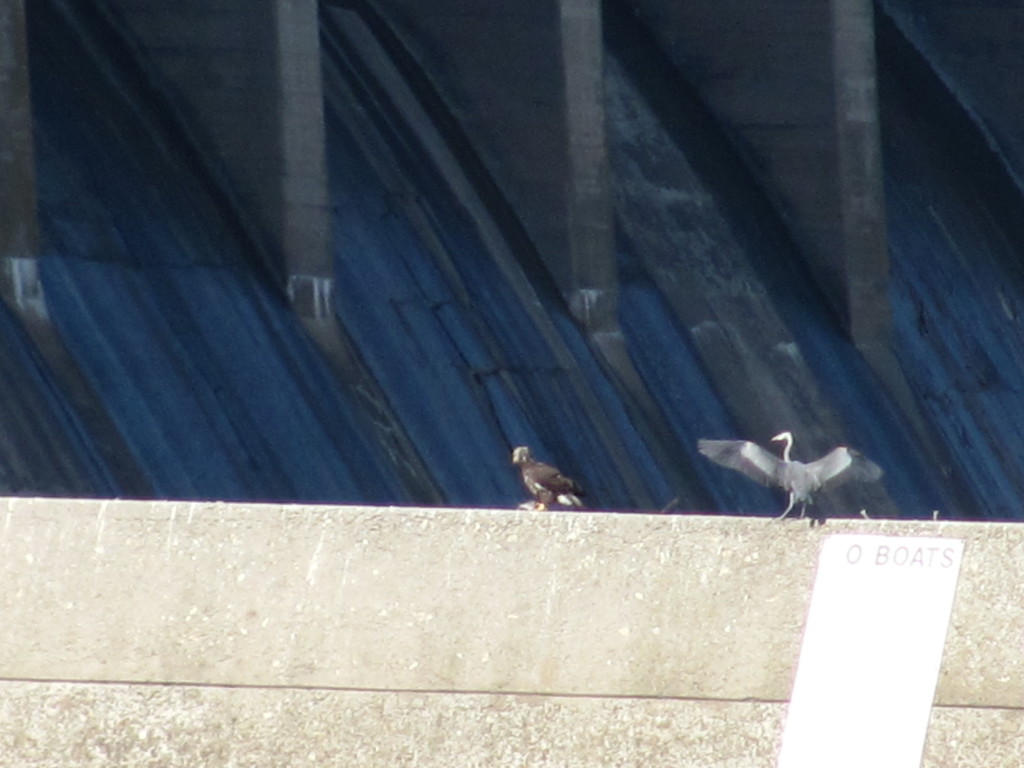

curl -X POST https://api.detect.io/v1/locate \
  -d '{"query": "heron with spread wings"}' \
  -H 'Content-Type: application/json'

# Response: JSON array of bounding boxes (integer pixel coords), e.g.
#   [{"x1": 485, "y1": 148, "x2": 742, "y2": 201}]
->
[{"x1": 698, "y1": 431, "x2": 883, "y2": 519}]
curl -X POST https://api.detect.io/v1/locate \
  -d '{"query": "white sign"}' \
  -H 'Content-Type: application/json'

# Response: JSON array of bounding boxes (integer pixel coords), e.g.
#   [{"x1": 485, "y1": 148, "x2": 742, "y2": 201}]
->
[{"x1": 777, "y1": 535, "x2": 964, "y2": 768}]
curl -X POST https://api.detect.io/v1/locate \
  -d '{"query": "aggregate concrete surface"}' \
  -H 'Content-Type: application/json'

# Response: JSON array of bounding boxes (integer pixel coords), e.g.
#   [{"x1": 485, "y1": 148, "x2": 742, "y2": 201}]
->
[{"x1": 0, "y1": 498, "x2": 1020, "y2": 765}]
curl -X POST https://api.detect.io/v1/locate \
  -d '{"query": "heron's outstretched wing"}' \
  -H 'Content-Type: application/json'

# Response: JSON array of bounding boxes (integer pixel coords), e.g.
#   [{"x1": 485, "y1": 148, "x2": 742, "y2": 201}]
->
[
  {"x1": 813, "y1": 447, "x2": 884, "y2": 490},
  {"x1": 698, "y1": 439, "x2": 784, "y2": 488}
]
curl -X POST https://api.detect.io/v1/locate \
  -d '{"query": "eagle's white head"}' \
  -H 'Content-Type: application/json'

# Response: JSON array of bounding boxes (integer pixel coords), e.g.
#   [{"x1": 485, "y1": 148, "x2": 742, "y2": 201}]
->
[{"x1": 511, "y1": 446, "x2": 532, "y2": 465}]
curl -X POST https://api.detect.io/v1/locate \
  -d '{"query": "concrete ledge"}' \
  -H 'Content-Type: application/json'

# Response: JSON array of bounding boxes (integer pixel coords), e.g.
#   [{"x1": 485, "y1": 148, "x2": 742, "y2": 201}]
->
[
  {"x1": 3, "y1": 499, "x2": 809, "y2": 697},
  {"x1": 0, "y1": 498, "x2": 1017, "y2": 703},
  {"x1": 1, "y1": 498, "x2": 1021, "y2": 764}
]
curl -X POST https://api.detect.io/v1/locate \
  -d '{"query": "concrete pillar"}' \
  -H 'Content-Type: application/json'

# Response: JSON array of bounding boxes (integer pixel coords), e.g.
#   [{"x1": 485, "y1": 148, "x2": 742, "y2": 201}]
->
[
  {"x1": 275, "y1": 0, "x2": 334, "y2": 320},
  {"x1": 560, "y1": 0, "x2": 617, "y2": 336},
  {"x1": 371, "y1": 0, "x2": 617, "y2": 334},
  {"x1": 630, "y1": 0, "x2": 942, "y2": 476},
  {"x1": 635, "y1": 0, "x2": 890, "y2": 351},
  {"x1": 106, "y1": 0, "x2": 331, "y2": 318},
  {"x1": 0, "y1": 0, "x2": 42, "y2": 317},
  {"x1": 0, "y1": 0, "x2": 36, "y2": 260},
  {"x1": 827, "y1": 0, "x2": 954, "y2": 487},
  {"x1": 830, "y1": 0, "x2": 890, "y2": 359}
]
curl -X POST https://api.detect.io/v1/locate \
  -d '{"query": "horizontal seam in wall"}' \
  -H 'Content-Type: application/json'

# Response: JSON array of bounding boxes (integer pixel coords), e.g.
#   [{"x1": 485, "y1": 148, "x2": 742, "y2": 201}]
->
[{"x1": 0, "y1": 676, "x2": 790, "y2": 705}]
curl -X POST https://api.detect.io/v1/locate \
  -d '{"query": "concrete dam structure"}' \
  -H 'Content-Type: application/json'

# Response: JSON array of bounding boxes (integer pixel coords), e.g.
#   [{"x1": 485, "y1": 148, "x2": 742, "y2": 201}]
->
[
  {"x1": 4, "y1": 1, "x2": 1024, "y2": 763},
  {"x1": 2, "y1": 0, "x2": 1024, "y2": 518}
]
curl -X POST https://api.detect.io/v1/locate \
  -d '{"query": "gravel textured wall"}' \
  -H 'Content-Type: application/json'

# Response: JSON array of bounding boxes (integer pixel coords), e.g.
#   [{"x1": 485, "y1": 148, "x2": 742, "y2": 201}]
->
[{"x1": 0, "y1": 497, "x2": 1020, "y2": 765}]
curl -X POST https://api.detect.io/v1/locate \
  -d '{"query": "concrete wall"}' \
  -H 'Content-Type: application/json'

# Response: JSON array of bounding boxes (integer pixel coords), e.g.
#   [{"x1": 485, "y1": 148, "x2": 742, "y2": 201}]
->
[
  {"x1": 630, "y1": 0, "x2": 889, "y2": 356},
  {"x1": 879, "y1": 2, "x2": 1024, "y2": 195},
  {"x1": 103, "y1": 0, "x2": 614, "y2": 332},
  {"x1": 16, "y1": 0, "x2": 891, "y2": 341},
  {"x1": 364, "y1": 0, "x2": 889, "y2": 349},
  {"x1": 11, "y1": 0, "x2": 1015, "y2": 347},
  {"x1": 11, "y1": 0, "x2": 891, "y2": 337},
  {"x1": 103, "y1": 0, "x2": 330, "y2": 309},
  {"x1": 0, "y1": 497, "x2": 1021, "y2": 765},
  {"x1": 367, "y1": 0, "x2": 617, "y2": 336}
]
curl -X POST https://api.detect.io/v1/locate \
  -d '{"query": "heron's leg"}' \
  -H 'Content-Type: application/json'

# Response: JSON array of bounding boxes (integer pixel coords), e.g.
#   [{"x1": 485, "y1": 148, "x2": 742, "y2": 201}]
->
[{"x1": 774, "y1": 493, "x2": 796, "y2": 520}]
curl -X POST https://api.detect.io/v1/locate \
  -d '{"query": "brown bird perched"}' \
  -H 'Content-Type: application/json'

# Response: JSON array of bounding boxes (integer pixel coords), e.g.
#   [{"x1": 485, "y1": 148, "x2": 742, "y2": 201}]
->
[{"x1": 511, "y1": 446, "x2": 585, "y2": 510}]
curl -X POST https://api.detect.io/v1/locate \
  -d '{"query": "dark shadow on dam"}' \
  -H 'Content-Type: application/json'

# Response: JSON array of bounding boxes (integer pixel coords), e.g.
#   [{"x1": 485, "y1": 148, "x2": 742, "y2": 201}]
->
[{"x1": 877, "y1": 5, "x2": 1024, "y2": 519}]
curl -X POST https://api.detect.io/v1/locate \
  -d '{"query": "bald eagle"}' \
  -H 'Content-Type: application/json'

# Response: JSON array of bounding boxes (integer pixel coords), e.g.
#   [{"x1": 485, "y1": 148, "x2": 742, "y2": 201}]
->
[{"x1": 511, "y1": 446, "x2": 585, "y2": 510}]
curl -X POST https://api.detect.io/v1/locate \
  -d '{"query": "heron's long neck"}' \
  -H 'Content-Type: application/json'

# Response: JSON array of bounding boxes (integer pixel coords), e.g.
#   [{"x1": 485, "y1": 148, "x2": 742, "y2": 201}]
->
[{"x1": 781, "y1": 435, "x2": 793, "y2": 462}]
